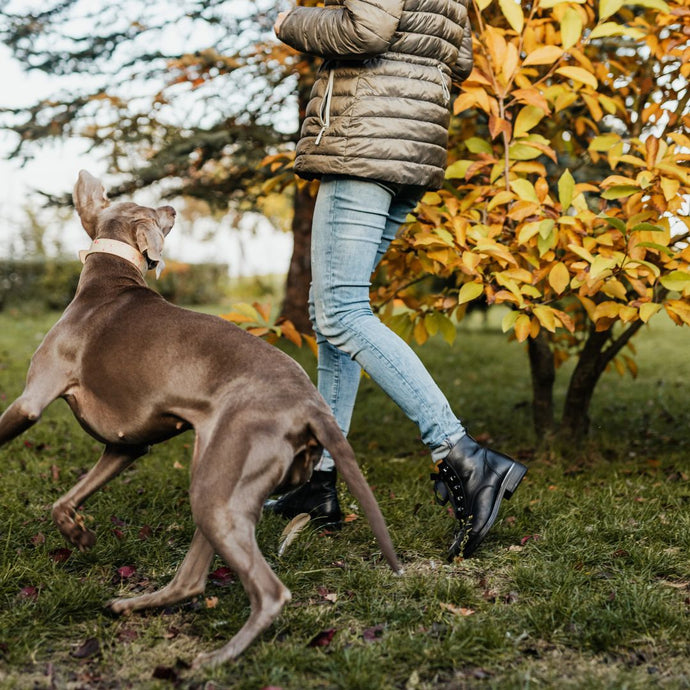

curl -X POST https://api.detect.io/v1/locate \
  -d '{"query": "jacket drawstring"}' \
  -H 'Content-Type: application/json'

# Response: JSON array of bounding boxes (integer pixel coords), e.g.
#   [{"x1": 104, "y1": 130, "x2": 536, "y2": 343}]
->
[
  {"x1": 437, "y1": 64, "x2": 451, "y2": 103},
  {"x1": 315, "y1": 68, "x2": 335, "y2": 146}
]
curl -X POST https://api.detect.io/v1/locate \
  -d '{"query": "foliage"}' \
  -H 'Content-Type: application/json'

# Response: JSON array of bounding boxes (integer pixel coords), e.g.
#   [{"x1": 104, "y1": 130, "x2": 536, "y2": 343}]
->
[
  {"x1": 374, "y1": 0, "x2": 690, "y2": 435},
  {"x1": 0, "y1": 309, "x2": 689, "y2": 688},
  {"x1": 0, "y1": 259, "x2": 230, "y2": 311},
  {"x1": 220, "y1": 300, "x2": 317, "y2": 354}
]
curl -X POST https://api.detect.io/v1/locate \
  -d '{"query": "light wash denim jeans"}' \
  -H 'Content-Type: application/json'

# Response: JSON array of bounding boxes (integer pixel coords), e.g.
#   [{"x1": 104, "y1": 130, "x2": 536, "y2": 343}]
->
[{"x1": 309, "y1": 175, "x2": 466, "y2": 470}]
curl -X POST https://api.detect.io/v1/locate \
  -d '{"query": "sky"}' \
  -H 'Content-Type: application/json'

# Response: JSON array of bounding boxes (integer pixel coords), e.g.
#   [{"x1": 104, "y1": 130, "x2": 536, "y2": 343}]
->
[{"x1": 0, "y1": 33, "x2": 293, "y2": 278}]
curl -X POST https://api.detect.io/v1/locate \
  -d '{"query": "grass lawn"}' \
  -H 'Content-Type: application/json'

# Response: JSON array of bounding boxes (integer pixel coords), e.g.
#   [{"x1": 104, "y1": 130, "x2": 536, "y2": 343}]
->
[{"x1": 0, "y1": 306, "x2": 688, "y2": 689}]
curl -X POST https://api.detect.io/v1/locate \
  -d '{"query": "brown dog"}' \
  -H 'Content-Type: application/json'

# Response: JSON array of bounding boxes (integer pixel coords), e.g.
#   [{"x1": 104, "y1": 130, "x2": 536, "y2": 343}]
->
[{"x1": 0, "y1": 171, "x2": 400, "y2": 668}]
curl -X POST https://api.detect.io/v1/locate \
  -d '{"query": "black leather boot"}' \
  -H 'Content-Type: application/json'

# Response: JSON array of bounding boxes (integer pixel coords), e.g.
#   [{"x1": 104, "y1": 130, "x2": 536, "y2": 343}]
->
[
  {"x1": 431, "y1": 434, "x2": 527, "y2": 560},
  {"x1": 264, "y1": 469, "x2": 343, "y2": 526}
]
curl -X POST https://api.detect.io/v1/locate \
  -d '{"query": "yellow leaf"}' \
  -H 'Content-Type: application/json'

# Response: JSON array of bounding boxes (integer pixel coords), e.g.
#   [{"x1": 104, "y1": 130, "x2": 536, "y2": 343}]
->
[
  {"x1": 523, "y1": 45, "x2": 564, "y2": 66},
  {"x1": 514, "y1": 313, "x2": 532, "y2": 342},
  {"x1": 510, "y1": 178, "x2": 539, "y2": 204},
  {"x1": 477, "y1": 0, "x2": 493, "y2": 10},
  {"x1": 556, "y1": 66, "x2": 598, "y2": 89},
  {"x1": 660, "y1": 177, "x2": 680, "y2": 202},
  {"x1": 502, "y1": 310, "x2": 520, "y2": 332},
  {"x1": 513, "y1": 105, "x2": 545, "y2": 138},
  {"x1": 560, "y1": 8, "x2": 583, "y2": 50},
  {"x1": 533, "y1": 305, "x2": 557, "y2": 332},
  {"x1": 548, "y1": 262, "x2": 570, "y2": 294},
  {"x1": 498, "y1": 0, "x2": 524, "y2": 32},
  {"x1": 458, "y1": 281, "x2": 485, "y2": 305},
  {"x1": 558, "y1": 169, "x2": 575, "y2": 210},
  {"x1": 599, "y1": 0, "x2": 624, "y2": 20},
  {"x1": 639, "y1": 302, "x2": 662, "y2": 323},
  {"x1": 593, "y1": 301, "x2": 621, "y2": 321}
]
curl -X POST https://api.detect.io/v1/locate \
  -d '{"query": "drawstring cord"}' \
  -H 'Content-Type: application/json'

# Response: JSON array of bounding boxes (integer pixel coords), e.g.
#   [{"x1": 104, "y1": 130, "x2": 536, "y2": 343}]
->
[
  {"x1": 437, "y1": 64, "x2": 451, "y2": 102},
  {"x1": 315, "y1": 68, "x2": 335, "y2": 146}
]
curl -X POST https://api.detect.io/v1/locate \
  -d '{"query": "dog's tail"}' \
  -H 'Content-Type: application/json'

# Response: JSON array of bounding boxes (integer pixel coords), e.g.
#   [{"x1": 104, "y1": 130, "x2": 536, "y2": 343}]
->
[{"x1": 309, "y1": 412, "x2": 401, "y2": 574}]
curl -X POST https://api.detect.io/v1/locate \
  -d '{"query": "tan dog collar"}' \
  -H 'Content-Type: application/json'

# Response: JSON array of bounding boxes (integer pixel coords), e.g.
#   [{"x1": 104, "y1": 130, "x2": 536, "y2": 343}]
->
[{"x1": 79, "y1": 238, "x2": 151, "y2": 277}]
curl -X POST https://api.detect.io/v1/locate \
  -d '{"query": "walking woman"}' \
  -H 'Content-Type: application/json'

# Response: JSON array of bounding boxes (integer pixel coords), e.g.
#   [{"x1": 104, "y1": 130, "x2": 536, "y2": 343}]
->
[{"x1": 268, "y1": 0, "x2": 527, "y2": 559}]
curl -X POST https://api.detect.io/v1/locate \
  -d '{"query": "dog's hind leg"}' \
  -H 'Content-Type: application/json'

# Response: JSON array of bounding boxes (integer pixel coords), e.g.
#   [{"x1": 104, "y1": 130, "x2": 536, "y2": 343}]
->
[
  {"x1": 109, "y1": 528, "x2": 215, "y2": 613},
  {"x1": 52, "y1": 443, "x2": 148, "y2": 550},
  {"x1": 190, "y1": 432, "x2": 293, "y2": 668}
]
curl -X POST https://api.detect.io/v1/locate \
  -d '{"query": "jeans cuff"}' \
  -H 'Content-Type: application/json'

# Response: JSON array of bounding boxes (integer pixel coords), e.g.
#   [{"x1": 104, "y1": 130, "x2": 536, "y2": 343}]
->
[{"x1": 430, "y1": 426, "x2": 466, "y2": 463}]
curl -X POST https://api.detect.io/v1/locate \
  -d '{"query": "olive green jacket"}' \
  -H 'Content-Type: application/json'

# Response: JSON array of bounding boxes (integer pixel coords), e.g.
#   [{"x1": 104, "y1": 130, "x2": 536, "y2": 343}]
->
[{"x1": 278, "y1": 0, "x2": 473, "y2": 189}]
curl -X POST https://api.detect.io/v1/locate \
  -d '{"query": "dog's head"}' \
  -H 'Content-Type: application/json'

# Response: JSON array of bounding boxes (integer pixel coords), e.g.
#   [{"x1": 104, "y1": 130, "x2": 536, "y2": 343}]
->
[{"x1": 73, "y1": 170, "x2": 176, "y2": 270}]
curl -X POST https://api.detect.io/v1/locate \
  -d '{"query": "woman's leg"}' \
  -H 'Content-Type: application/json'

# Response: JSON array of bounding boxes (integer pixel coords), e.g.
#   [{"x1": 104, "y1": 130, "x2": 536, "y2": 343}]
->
[{"x1": 310, "y1": 176, "x2": 465, "y2": 459}]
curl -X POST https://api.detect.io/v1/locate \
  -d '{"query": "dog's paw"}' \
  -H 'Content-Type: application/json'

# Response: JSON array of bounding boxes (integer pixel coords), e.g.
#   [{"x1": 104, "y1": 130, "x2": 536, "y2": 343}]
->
[
  {"x1": 52, "y1": 506, "x2": 97, "y2": 550},
  {"x1": 108, "y1": 597, "x2": 133, "y2": 615}
]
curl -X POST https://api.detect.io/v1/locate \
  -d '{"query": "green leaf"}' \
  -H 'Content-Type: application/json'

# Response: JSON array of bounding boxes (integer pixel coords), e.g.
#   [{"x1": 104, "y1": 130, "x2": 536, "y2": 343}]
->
[
  {"x1": 558, "y1": 169, "x2": 575, "y2": 210},
  {"x1": 636, "y1": 242, "x2": 675, "y2": 257},
  {"x1": 659, "y1": 270, "x2": 690, "y2": 292},
  {"x1": 457, "y1": 281, "x2": 485, "y2": 305},
  {"x1": 466, "y1": 137, "x2": 493, "y2": 154},
  {"x1": 445, "y1": 160, "x2": 472, "y2": 179},
  {"x1": 601, "y1": 185, "x2": 639, "y2": 199},
  {"x1": 631, "y1": 222, "x2": 665, "y2": 232},
  {"x1": 501, "y1": 310, "x2": 520, "y2": 333},
  {"x1": 602, "y1": 216, "x2": 626, "y2": 232}
]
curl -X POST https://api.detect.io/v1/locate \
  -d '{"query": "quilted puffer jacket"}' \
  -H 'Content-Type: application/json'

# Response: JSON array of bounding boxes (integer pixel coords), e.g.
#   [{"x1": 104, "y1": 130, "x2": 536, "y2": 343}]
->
[{"x1": 277, "y1": 0, "x2": 473, "y2": 189}]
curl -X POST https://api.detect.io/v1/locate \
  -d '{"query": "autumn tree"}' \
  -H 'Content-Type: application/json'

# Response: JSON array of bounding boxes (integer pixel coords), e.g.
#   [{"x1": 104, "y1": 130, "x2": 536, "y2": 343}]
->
[
  {"x1": 375, "y1": 0, "x2": 690, "y2": 439},
  {"x1": 0, "y1": 0, "x2": 317, "y2": 329}
]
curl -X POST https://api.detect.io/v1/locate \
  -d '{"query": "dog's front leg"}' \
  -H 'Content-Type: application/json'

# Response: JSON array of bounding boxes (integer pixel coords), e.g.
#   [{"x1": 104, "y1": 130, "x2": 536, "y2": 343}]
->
[
  {"x1": 0, "y1": 396, "x2": 46, "y2": 446},
  {"x1": 52, "y1": 443, "x2": 148, "y2": 550},
  {"x1": 109, "y1": 528, "x2": 215, "y2": 614}
]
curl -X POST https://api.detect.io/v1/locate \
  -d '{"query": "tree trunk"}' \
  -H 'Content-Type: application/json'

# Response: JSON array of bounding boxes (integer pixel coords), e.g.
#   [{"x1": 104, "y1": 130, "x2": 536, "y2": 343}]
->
[
  {"x1": 280, "y1": 184, "x2": 315, "y2": 332},
  {"x1": 560, "y1": 321, "x2": 643, "y2": 439},
  {"x1": 279, "y1": 54, "x2": 316, "y2": 333},
  {"x1": 527, "y1": 330, "x2": 556, "y2": 439}
]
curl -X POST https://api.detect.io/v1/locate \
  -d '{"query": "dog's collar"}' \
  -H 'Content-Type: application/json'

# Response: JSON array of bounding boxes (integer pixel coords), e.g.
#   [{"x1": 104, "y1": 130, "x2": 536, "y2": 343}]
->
[{"x1": 79, "y1": 239, "x2": 150, "y2": 277}]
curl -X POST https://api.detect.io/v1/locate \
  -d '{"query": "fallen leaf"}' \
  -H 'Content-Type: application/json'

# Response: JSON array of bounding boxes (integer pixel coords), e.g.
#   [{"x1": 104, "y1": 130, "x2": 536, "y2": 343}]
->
[
  {"x1": 308, "y1": 628, "x2": 336, "y2": 647},
  {"x1": 110, "y1": 515, "x2": 125, "y2": 527},
  {"x1": 112, "y1": 528, "x2": 124, "y2": 540},
  {"x1": 520, "y1": 534, "x2": 541, "y2": 545},
  {"x1": 343, "y1": 513, "x2": 359, "y2": 523},
  {"x1": 71, "y1": 637, "x2": 100, "y2": 659},
  {"x1": 117, "y1": 565, "x2": 136, "y2": 579},
  {"x1": 49, "y1": 548, "x2": 72, "y2": 563},
  {"x1": 278, "y1": 513, "x2": 311, "y2": 557},
  {"x1": 138, "y1": 525, "x2": 153, "y2": 540},
  {"x1": 19, "y1": 586, "x2": 39, "y2": 600},
  {"x1": 210, "y1": 566, "x2": 235, "y2": 586},
  {"x1": 362, "y1": 624, "x2": 385, "y2": 642},
  {"x1": 205, "y1": 596, "x2": 219, "y2": 608},
  {"x1": 30, "y1": 532, "x2": 45, "y2": 546},
  {"x1": 440, "y1": 602, "x2": 475, "y2": 616}
]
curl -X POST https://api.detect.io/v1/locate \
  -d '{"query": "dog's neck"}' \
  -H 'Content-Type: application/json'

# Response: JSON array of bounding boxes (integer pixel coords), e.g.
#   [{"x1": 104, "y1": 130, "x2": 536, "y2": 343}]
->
[{"x1": 79, "y1": 238, "x2": 153, "y2": 278}]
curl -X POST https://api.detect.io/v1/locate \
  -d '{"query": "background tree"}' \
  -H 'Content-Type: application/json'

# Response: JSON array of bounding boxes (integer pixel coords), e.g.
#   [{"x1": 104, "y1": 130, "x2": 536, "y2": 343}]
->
[
  {"x1": 0, "y1": 0, "x2": 317, "y2": 330},
  {"x1": 374, "y1": 0, "x2": 689, "y2": 439}
]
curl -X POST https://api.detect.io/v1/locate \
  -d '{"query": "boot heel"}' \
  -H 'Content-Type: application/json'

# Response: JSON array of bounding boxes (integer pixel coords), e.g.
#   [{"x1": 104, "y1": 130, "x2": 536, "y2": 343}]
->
[{"x1": 503, "y1": 462, "x2": 527, "y2": 500}]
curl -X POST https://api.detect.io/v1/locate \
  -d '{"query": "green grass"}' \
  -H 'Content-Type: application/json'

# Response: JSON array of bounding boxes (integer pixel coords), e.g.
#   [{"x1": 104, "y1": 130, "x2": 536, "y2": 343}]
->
[{"x1": 0, "y1": 307, "x2": 689, "y2": 689}]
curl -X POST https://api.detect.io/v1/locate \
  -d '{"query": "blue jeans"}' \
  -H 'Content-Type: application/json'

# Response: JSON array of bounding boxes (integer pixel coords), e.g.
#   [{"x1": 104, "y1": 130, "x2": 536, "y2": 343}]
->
[{"x1": 309, "y1": 176, "x2": 466, "y2": 471}]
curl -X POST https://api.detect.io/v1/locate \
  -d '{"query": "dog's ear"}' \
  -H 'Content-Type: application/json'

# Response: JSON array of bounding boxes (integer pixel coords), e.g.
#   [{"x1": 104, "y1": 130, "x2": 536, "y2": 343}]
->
[
  {"x1": 156, "y1": 205, "x2": 176, "y2": 236},
  {"x1": 135, "y1": 220, "x2": 165, "y2": 263},
  {"x1": 73, "y1": 170, "x2": 110, "y2": 239}
]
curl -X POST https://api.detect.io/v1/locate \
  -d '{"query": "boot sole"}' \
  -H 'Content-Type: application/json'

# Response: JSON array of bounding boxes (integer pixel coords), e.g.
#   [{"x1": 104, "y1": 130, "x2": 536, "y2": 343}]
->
[{"x1": 459, "y1": 460, "x2": 528, "y2": 558}]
